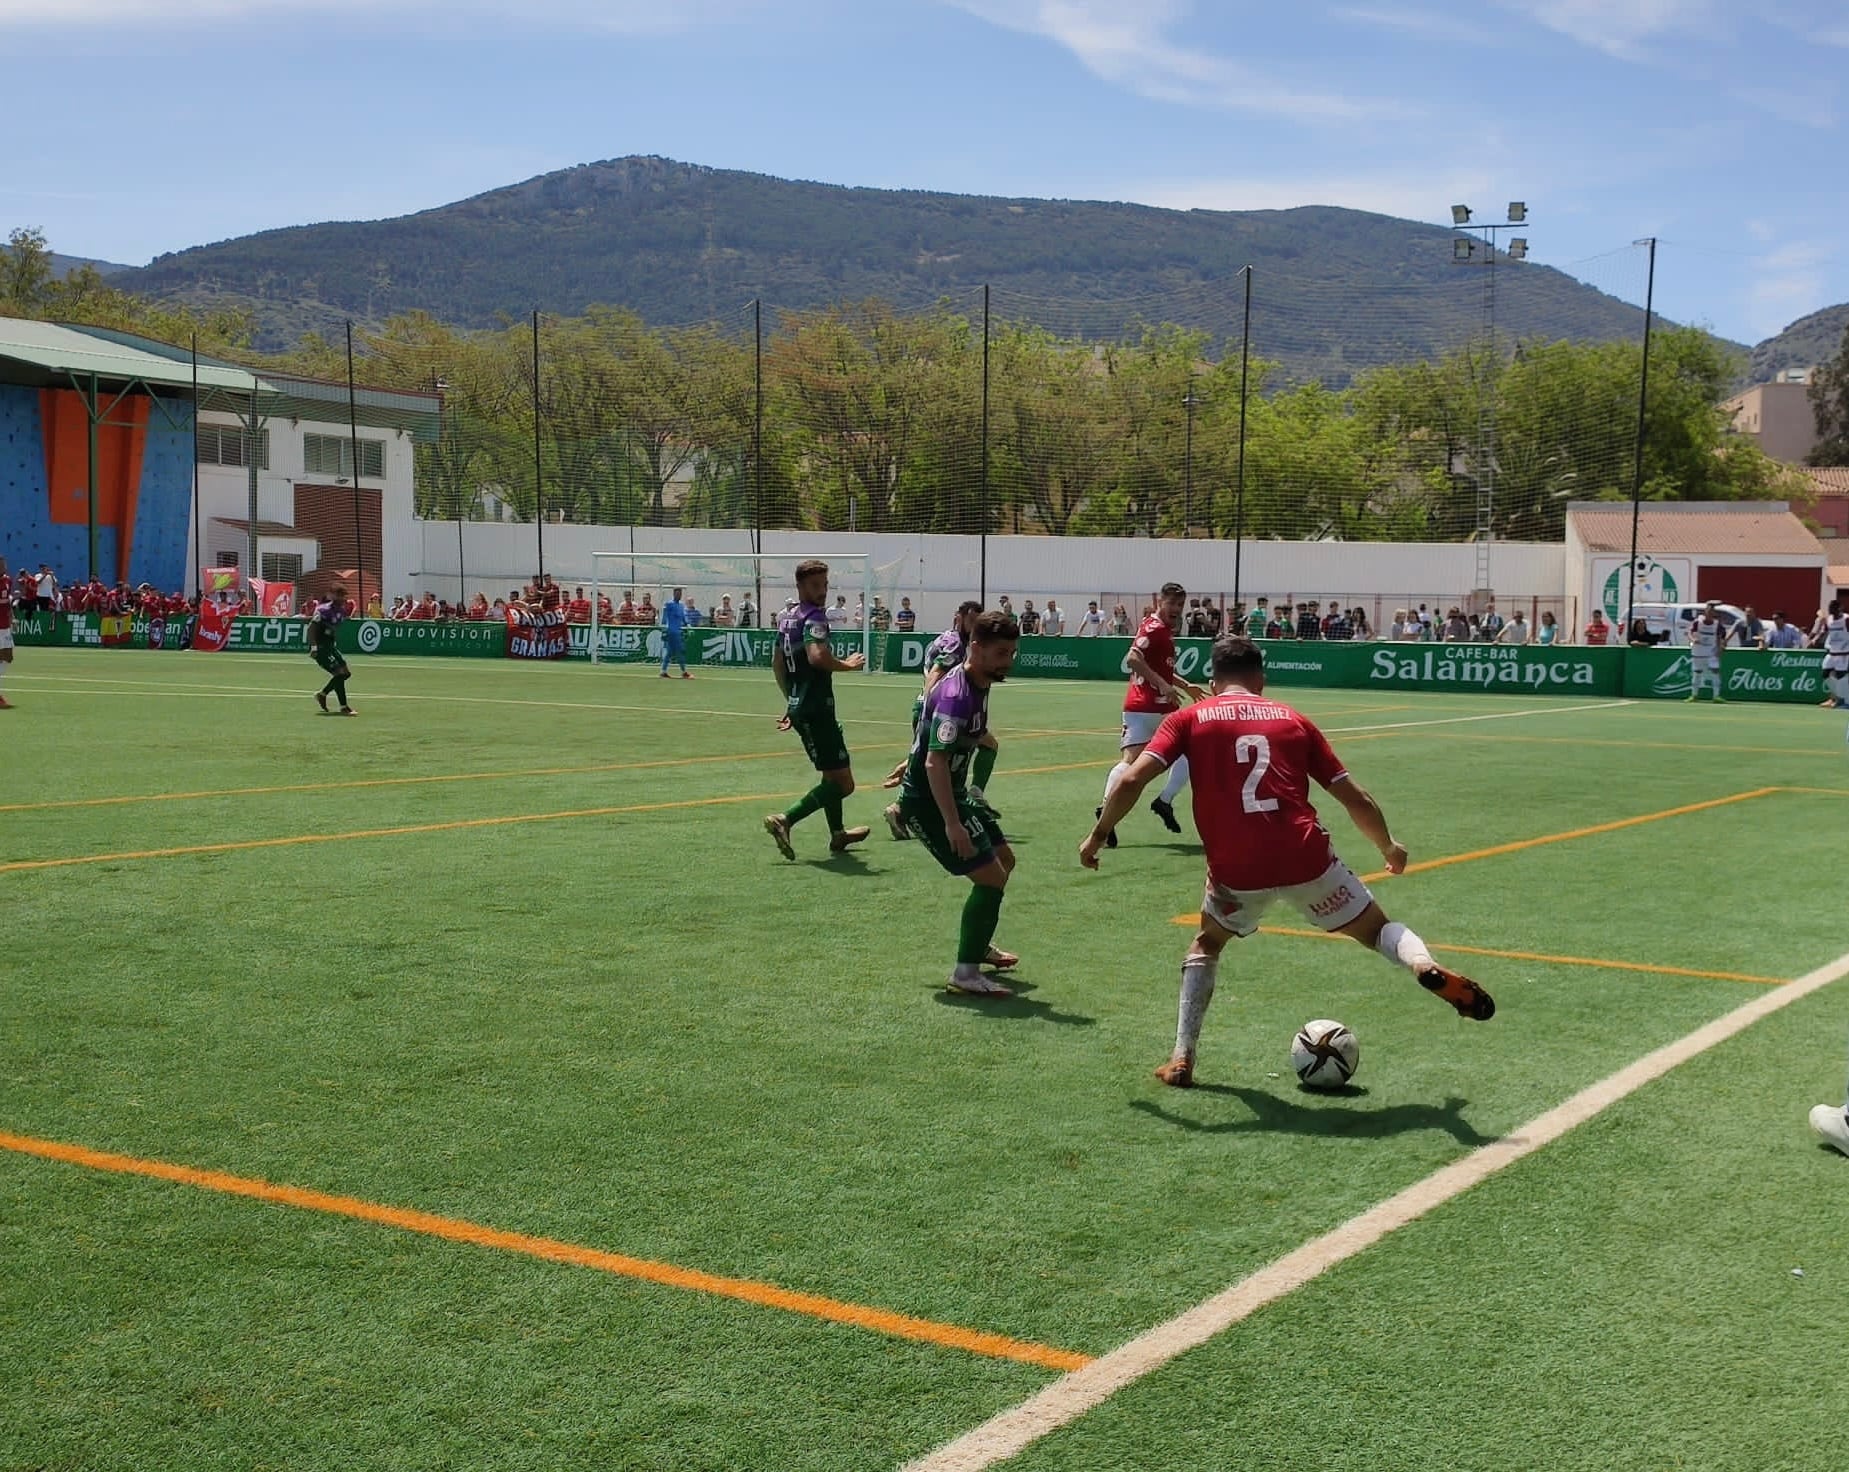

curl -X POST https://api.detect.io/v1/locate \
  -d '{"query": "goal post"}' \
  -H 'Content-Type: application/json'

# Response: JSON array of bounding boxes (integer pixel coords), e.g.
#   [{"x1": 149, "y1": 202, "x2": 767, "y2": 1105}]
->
[{"x1": 586, "y1": 551, "x2": 906, "y2": 669}]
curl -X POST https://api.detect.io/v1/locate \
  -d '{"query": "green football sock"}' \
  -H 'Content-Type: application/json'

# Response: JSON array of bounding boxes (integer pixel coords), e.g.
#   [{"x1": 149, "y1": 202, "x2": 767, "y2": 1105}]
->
[
  {"x1": 821, "y1": 785, "x2": 846, "y2": 834},
  {"x1": 957, "y1": 884, "x2": 1005, "y2": 966},
  {"x1": 784, "y1": 782, "x2": 831, "y2": 827},
  {"x1": 972, "y1": 744, "x2": 997, "y2": 791}
]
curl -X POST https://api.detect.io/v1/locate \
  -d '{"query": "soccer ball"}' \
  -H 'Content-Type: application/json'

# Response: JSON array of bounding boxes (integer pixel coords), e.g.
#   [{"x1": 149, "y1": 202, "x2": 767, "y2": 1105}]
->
[{"x1": 1291, "y1": 1019, "x2": 1360, "y2": 1089}]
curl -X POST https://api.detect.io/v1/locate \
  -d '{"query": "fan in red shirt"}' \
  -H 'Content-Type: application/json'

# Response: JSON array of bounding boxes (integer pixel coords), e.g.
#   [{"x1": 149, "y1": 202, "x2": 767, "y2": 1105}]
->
[
  {"x1": 0, "y1": 558, "x2": 15, "y2": 707},
  {"x1": 1082, "y1": 634, "x2": 1494, "y2": 1088},
  {"x1": 14, "y1": 568, "x2": 37, "y2": 612},
  {"x1": 1095, "y1": 581, "x2": 1205, "y2": 849},
  {"x1": 566, "y1": 588, "x2": 592, "y2": 624}
]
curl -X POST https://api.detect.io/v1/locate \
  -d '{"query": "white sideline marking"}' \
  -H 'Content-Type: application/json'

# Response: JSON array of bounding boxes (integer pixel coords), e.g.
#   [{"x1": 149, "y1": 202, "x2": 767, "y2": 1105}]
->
[
  {"x1": 1327, "y1": 698, "x2": 1633, "y2": 734},
  {"x1": 903, "y1": 945, "x2": 1849, "y2": 1472}
]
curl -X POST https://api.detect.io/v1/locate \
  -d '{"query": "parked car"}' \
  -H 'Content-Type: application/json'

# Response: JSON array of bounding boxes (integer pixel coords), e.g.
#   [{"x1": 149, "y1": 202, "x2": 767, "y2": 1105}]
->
[{"x1": 1625, "y1": 601, "x2": 1751, "y2": 646}]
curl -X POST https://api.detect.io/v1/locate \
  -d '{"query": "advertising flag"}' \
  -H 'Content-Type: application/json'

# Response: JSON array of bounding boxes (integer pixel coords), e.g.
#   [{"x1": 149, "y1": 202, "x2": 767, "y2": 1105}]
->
[{"x1": 192, "y1": 599, "x2": 236, "y2": 651}]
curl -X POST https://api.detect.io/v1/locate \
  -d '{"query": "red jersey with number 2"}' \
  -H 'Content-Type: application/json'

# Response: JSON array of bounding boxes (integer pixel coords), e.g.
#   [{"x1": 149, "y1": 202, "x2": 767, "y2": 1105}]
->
[
  {"x1": 1145, "y1": 693, "x2": 1349, "y2": 890},
  {"x1": 1123, "y1": 615, "x2": 1179, "y2": 714}
]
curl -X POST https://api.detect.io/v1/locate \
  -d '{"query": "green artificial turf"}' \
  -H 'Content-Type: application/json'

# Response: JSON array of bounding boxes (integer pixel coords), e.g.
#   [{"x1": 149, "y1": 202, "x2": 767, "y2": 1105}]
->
[{"x1": 2, "y1": 648, "x2": 1846, "y2": 1470}]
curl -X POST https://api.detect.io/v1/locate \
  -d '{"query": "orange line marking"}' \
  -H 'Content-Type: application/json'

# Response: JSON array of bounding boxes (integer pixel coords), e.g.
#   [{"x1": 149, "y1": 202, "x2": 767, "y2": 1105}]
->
[
  {"x1": 0, "y1": 1129, "x2": 1089, "y2": 1372},
  {"x1": 1357, "y1": 787, "x2": 1780, "y2": 883},
  {"x1": 1245, "y1": 925, "x2": 1785, "y2": 987},
  {"x1": 1775, "y1": 785, "x2": 1849, "y2": 796}
]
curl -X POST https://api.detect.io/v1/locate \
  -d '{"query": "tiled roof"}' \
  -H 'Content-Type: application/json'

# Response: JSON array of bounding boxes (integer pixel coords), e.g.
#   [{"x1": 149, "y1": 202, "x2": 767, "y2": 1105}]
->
[
  {"x1": 1801, "y1": 467, "x2": 1849, "y2": 498},
  {"x1": 1568, "y1": 502, "x2": 1825, "y2": 557}
]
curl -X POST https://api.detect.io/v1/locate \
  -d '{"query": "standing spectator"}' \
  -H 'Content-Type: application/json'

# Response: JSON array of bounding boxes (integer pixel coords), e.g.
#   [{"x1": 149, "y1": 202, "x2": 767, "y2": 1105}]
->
[
  {"x1": 1325, "y1": 606, "x2": 1353, "y2": 641},
  {"x1": 15, "y1": 565, "x2": 38, "y2": 614},
  {"x1": 1583, "y1": 608, "x2": 1612, "y2": 646},
  {"x1": 1295, "y1": 601, "x2": 1322, "y2": 640},
  {"x1": 1536, "y1": 610, "x2": 1560, "y2": 646},
  {"x1": 567, "y1": 587, "x2": 592, "y2": 623},
  {"x1": 1737, "y1": 605, "x2": 1766, "y2": 648},
  {"x1": 1077, "y1": 600, "x2": 1105, "y2": 636},
  {"x1": 895, "y1": 597, "x2": 916, "y2": 633},
  {"x1": 737, "y1": 592, "x2": 756, "y2": 628},
  {"x1": 1271, "y1": 604, "x2": 1294, "y2": 640},
  {"x1": 1416, "y1": 603, "x2": 1434, "y2": 638},
  {"x1": 1495, "y1": 610, "x2": 1529, "y2": 645},
  {"x1": 1466, "y1": 612, "x2": 1483, "y2": 641},
  {"x1": 1040, "y1": 599, "x2": 1065, "y2": 636},
  {"x1": 1479, "y1": 601, "x2": 1505, "y2": 642},
  {"x1": 1185, "y1": 598, "x2": 1209, "y2": 637},
  {"x1": 826, "y1": 594, "x2": 851, "y2": 630},
  {"x1": 1389, "y1": 608, "x2": 1411, "y2": 640},
  {"x1": 1245, "y1": 597, "x2": 1270, "y2": 639},
  {"x1": 1019, "y1": 600, "x2": 1041, "y2": 635},
  {"x1": 617, "y1": 590, "x2": 639, "y2": 624},
  {"x1": 999, "y1": 595, "x2": 1014, "y2": 620},
  {"x1": 713, "y1": 595, "x2": 736, "y2": 627},
  {"x1": 36, "y1": 564, "x2": 58, "y2": 613},
  {"x1": 365, "y1": 591, "x2": 384, "y2": 618},
  {"x1": 870, "y1": 597, "x2": 892, "y2": 632},
  {"x1": 1443, "y1": 607, "x2": 1471, "y2": 642},
  {"x1": 638, "y1": 591, "x2": 657, "y2": 625},
  {"x1": 1204, "y1": 602, "x2": 1223, "y2": 638},
  {"x1": 852, "y1": 593, "x2": 865, "y2": 627},
  {"x1": 1107, "y1": 603, "x2": 1131, "y2": 636},
  {"x1": 1349, "y1": 607, "x2": 1371, "y2": 641},
  {"x1": 408, "y1": 592, "x2": 438, "y2": 621},
  {"x1": 684, "y1": 598, "x2": 703, "y2": 628},
  {"x1": 596, "y1": 592, "x2": 615, "y2": 626},
  {"x1": 659, "y1": 586, "x2": 691, "y2": 679},
  {"x1": 1766, "y1": 611, "x2": 1805, "y2": 649}
]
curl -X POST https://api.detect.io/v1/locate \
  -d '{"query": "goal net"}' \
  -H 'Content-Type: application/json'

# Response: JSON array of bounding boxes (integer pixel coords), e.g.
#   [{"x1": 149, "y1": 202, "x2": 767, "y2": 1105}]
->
[{"x1": 587, "y1": 551, "x2": 911, "y2": 668}]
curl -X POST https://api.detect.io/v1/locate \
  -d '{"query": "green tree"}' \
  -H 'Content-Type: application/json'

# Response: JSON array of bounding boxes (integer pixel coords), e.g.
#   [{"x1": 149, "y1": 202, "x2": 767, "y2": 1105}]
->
[{"x1": 1808, "y1": 323, "x2": 1849, "y2": 466}]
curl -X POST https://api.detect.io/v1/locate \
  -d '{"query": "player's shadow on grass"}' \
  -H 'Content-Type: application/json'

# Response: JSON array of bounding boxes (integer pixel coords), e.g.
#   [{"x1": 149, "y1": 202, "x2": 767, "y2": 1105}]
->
[
  {"x1": 932, "y1": 977, "x2": 1096, "y2": 1027},
  {"x1": 1130, "y1": 1085, "x2": 1494, "y2": 1146}
]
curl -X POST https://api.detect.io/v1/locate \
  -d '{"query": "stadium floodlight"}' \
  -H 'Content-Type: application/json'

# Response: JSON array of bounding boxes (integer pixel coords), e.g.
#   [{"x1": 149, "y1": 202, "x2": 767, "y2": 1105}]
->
[
  {"x1": 1507, "y1": 201, "x2": 1527, "y2": 222},
  {"x1": 1451, "y1": 204, "x2": 1472, "y2": 225},
  {"x1": 1508, "y1": 238, "x2": 1528, "y2": 259},
  {"x1": 1453, "y1": 238, "x2": 1475, "y2": 260}
]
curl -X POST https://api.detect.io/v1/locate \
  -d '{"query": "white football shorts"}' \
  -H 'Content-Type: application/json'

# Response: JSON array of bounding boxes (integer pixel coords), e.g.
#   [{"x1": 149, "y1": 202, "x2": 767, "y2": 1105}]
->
[
  {"x1": 1199, "y1": 857, "x2": 1374, "y2": 939},
  {"x1": 0, "y1": 629, "x2": 14, "y2": 651},
  {"x1": 1120, "y1": 710, "x2": 1169, "y2": 749}
]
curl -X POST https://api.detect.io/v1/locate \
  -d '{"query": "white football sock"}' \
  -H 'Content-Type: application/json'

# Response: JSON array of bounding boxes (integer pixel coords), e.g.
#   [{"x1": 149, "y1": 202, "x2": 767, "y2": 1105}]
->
[
  {"x1": 1101, "y1": 761, "x2": 1130, "y2": 806},
  {"x1": 1158, "y1": 756, "x2": 1190, "y2": 805},
  {"x1": 1375, "y1": 921, "x2": 1435, "y2": 975},
  {"x1": 1174, "y1": 954, "x2": 1218, "y2": 1061}
]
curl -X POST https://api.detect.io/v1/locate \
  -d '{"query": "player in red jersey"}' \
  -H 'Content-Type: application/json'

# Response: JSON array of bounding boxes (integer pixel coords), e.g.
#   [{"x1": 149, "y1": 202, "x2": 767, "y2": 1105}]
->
[
  {"x1": 1095, "y1": 581, "x2": 1205, "y2": 847},
  {"x1": 0, "y1": 557, "x2": 15, "y2": 707},
  {"x1": 1082, "y1": 635, "x2": 1493, "y2": 1087}
]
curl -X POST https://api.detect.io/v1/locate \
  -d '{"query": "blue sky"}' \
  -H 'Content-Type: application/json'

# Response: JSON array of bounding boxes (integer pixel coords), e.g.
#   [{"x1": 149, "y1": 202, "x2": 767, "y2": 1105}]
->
[{"x1": 1, "y1": 0, "x2": 1844, "y2": 347}]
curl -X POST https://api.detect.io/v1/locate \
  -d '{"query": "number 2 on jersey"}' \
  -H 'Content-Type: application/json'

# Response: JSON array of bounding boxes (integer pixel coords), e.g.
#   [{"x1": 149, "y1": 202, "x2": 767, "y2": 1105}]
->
[{"x1": 1236, "y1": 734, "x2": 1280, "y2": 814}]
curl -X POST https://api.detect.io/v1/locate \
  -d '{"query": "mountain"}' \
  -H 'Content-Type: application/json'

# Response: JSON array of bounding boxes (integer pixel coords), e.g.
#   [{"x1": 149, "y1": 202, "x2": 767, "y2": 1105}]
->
[
  {"x1": 48, "y1": 252, "x2": 132, "y2": 278},
  {"x1": 117, "y1": 155, "x2": 1676, "y2": 384},
  {"x1": 1747, "y1": 303, "x2": 1848, "y2": 385}
]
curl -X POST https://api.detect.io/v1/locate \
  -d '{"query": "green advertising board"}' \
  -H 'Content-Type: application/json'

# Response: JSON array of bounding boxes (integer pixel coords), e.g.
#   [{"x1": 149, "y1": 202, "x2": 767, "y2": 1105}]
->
[
  {"x1": 1722, "y1": 648, "x2": 1830, "y2": 705},
  {"x1": 340, "y1": 619, "x2": 505, "y2": 657}
]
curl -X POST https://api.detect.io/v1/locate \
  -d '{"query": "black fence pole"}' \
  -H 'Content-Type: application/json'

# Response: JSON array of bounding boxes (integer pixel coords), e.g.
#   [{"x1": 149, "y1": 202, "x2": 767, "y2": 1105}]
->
[
  {"x1": 1233, "y1": 265, "x2": 1252, "y2": 613},
  {"x1": 345, "y1": 322, "x2": 365, "y2": 608},
  {"x1": 754, "y1": 296, "x2": 764, "y2": 625},
  {"x1": 532, "y1": 308, "x2": 545, "y2": 579},
  {"x1": 190, "y1": 335, "x2": 201, "y2": 599},
  {"x1": 1624, "y1": 239, "x2": 1657, "y2": 636},
  {"x1": 980, "y1": 283, "x2": 990, "y2": 607}
]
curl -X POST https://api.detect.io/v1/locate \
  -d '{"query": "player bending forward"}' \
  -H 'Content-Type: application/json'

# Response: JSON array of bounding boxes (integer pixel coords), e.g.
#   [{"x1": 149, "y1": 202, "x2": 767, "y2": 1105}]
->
[
  {"x1": 1096, "y1": 581, "x2": 1206, "y2": 847},
  {"x1": 882, "y1": 600, "x2": 1001, "y2": 837},
  {"x1": 309, "y1": 586, "x2": 356, "y2": 715},
  {"x1": 1081, "y1": 635, "x2": 1494, "y2": 1087},
  {"x1": 765, "y1": 559, "x2": 870, "y2": 859},
  {"x1": 897, "y1": 611, "x2": 1022, "y2": 995}
]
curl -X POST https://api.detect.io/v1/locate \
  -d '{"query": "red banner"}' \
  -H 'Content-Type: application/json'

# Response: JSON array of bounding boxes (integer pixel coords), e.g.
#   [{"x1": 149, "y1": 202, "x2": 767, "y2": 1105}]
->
[
  {"x1": 192, "y1": 600, "x2": 236, "y2": 651},
  {"x1": 249, "y1": 578, "x2": 295, "y2": 616},
  {"x1": 505, "y1": 607, "x2": 569, "y2": 660},
  {"x1": 201, "y1": 567, "x2": 240, "y2": 597}
]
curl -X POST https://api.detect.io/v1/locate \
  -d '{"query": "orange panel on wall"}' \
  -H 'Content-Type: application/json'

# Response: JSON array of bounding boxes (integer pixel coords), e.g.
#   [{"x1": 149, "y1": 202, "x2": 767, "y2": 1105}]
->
[{"x1": 40, "y1": 388, "x2": 152, "y2": 582}]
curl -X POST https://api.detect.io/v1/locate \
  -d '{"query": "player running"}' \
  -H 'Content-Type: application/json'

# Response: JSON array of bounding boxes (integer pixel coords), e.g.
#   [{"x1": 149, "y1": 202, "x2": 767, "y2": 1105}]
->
[
  {"x1": 897, "y1": 611, "x2": 1022, "y2": 995},
  {"x1": 1814, "y1": 600, "x2": 1849, "y2": 709},
  {"x1": 0, "y1": 557, "x2": 15, "y2": 709},
  {"x1": 881, "y1": 600, "x2": 1002, "y2": 837},
  {"x1": 764, "y1": 559, "x2": 870, "y2": 859},
  {"x1": 309, "y1": 585, "x2": 356, "y2": 715},
  {"x1": 1081, "y1": 634, "x2": 1494, "y2": 1088},
  {"x1": 1096, "y1": 581, "x2": 1205, "y2": 847},
  {"x1": 1686, "y1": 602, "x2": 1726, "y2": 703}
]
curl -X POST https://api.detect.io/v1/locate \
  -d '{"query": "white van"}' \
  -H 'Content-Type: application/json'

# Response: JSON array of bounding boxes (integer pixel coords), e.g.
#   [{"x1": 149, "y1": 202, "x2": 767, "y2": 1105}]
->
[{"x1": 1624, "y1": 601, "x2": 1750, "y2": 647}]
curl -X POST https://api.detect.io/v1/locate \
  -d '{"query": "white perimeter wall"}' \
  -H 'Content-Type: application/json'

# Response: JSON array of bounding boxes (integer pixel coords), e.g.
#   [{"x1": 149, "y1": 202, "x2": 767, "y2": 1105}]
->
[{"x1": 412, "y1": 521, "x2": 1567, "y2": 629}]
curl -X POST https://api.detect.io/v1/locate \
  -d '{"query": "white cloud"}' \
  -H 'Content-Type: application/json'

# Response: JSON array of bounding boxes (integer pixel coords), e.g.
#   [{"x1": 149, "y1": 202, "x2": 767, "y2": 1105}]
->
[
  {"x1": 0, "y1": 0, "x2": 749, "y2": 28},
  {"x1": 938, "y1": 0, "x2": 1414, "y2": 122},
  {"x1": 1497, "y1": 0, "x2": 1719, "y2": 60},
  {"x1": 1745, "y1": 239, "x2": 1833, "y2": 339},
  {"x1": 1332, "y1": 6, "x2": 1500, "y2": 46}
]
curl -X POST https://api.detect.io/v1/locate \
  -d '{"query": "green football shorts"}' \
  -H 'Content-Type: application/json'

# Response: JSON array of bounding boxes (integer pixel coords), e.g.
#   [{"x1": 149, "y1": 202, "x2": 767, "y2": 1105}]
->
[
  {"x1": 793, "y1": 711, "x2": 850, "y2": 773},
  {"x1": 899, "y1": 791, "x2": 1003, "y2": 876}
]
